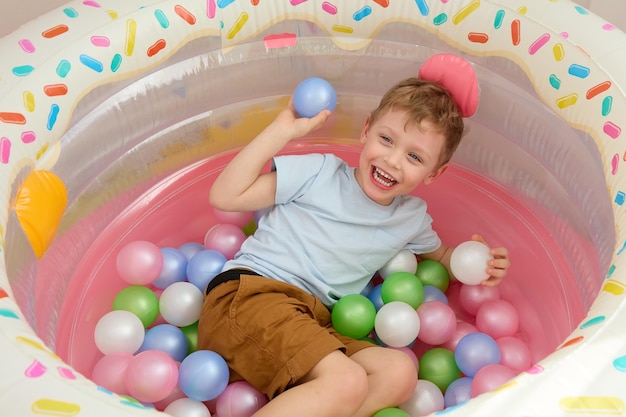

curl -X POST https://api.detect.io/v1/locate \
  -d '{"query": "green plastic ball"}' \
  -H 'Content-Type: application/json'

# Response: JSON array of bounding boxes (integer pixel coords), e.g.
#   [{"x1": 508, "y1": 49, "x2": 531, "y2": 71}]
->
[
  {"x1": 112, "y1": 285, "x2": 159, "y2": 327},
  {"x1": 180, "y1": 321, "x2": 199, "y2": 354},
  {"x1": 415, "y1": 260, "x2": 450, "y2": 292},
  {"x1": 418, "y1": 347, "x2": 461, "y2": 392},
  {"x1": 331, "y1": 294, "x2": 376, "y2": 339},
  {"x1": 242, "y1": 218, "x2": 257, "y2": 236},
  {"x1": 372, "y1": 408, "x2": 410, "y2": 417},
  {"x1": 380, "y1": 271, "x2": 424, "y2": 309}
]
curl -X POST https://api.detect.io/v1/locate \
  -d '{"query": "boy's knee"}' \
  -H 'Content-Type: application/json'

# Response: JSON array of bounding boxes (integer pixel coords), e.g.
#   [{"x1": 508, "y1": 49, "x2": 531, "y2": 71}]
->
[
  {"x1": 332, "y1": 362, "x2": 370, "y2": 409},
  {"x1": 386, "y1": 350, "x2": 418, "y2": 403}
]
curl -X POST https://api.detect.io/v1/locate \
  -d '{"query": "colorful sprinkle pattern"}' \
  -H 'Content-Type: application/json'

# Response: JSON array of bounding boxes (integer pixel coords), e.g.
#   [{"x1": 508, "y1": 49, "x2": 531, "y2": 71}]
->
[{"x1": 0, "y1": 0, "x2": 626, "y2": 415}]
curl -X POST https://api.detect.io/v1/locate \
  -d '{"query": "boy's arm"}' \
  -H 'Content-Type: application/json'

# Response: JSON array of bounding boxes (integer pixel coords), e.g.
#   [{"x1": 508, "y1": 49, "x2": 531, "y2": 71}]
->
[
  {"x1": 209, "y1": 101, "x2": 331, "y2": 213},
  {"x1": 421, "y1": 234, "x2": 510, "y2": 286}
]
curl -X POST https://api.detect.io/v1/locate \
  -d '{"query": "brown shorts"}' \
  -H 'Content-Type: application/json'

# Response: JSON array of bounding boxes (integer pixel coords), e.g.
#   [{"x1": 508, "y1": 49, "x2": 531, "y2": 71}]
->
[{"x1": 197, "y1": 271, "x2": 375, "y2": 399}]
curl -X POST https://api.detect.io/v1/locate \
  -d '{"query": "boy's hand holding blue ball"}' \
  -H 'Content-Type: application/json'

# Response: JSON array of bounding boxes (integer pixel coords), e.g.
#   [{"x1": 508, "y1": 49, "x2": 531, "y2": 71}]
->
[{"x1": 293, "y1": 77, "x2": 337, "y2": 118}]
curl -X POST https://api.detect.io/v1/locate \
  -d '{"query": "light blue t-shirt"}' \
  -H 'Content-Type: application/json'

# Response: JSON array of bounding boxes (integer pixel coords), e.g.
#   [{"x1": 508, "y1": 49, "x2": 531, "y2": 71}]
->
[{"x1": 223, "y1": 153, "x2": 441, "y2": 307}]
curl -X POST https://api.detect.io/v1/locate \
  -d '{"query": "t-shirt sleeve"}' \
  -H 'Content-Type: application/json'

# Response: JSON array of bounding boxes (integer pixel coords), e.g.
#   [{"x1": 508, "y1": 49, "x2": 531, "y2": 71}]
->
[
  {"x1": 272, "y1": 153, "x2": 327, "y2": 204},
  {"x1": 406, "y1": 210, "x2": 442, "y2": 254}
]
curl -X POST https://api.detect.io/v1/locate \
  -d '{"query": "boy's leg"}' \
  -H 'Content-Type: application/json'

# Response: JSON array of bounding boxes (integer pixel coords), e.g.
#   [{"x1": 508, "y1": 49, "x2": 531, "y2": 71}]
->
[
  {"x1": 348, "y1": 347, "x2": 418, "y2": 417},
  {"x1": 252, "y1": 350, "x2": 369, "y2": 417}
]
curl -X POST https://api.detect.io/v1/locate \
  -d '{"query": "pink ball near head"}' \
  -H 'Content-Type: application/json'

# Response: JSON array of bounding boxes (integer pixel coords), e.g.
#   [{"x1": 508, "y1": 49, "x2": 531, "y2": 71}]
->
[
  {"x1": 216, "y1": 381, "x2": 269, "y2": 417},
  {"x1": 441, "y1": 321, "x2": 478, "y2": 352},
  {"x1": 417, "y1": 301, "x2": 457, "y2": 345},
  {"x1": 124, "y1": 350, "x2": 179, "y2": 403},
  {"x1": 204, "y1": 224, "x2": 247, "y2": 260},
  {"x1": 213, "y1": 208, "x2": 254, "y2": 228},
  {"x1": 475, "y1": 299, "x2": 520, "y2": 339},
  {"x1": 471, "y1": 364, "x2": 517, "y2": 397},
  {"x1": 116, "y1": 240, "x2": 163, "y2": 285},
  {"x1": 459, "y1": 284, "x2": 500, "y2": 316},
  {"x1": 91, "y1": 353, "x2": 134, "y2": 395},
  {"x1": 496, "y1": 336, "x2": 532, "y2": 372}
]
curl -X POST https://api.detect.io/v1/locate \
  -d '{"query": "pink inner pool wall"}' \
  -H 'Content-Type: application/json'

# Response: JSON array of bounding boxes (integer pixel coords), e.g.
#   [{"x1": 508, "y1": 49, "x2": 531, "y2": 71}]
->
[{"x1": 52, "y1": 141, "x2": 590, "y2": 376}]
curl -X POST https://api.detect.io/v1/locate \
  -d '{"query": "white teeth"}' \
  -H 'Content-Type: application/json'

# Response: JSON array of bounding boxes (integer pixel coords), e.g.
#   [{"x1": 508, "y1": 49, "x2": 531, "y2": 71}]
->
[{"x1": 373, "y1": 167, "x2": 396, "y2": 187}]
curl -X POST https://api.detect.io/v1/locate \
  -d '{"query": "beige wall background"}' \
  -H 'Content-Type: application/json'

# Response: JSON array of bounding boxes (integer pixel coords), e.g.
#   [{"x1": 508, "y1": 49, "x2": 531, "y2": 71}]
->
[{"x1": 1, "y1": 0, "x2": 625, "y2": 37}]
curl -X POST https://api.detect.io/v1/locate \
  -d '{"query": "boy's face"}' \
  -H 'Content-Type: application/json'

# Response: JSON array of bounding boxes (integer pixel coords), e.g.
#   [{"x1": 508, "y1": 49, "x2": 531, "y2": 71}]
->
[{"x1": 355, "y1": 109, "x2": 448, "y2": 206}]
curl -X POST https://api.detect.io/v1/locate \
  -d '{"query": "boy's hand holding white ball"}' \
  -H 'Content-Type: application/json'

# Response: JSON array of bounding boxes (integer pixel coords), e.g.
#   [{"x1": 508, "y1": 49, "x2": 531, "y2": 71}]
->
[{"x1": 450, "y1": 235, "x2": 510, "y2": 286}]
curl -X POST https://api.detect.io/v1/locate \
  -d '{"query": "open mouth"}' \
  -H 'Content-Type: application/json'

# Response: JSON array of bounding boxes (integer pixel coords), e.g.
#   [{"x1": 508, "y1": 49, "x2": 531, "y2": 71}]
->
[{"x1": 372, "y1": 166, "x2": 397, "y2": 188}]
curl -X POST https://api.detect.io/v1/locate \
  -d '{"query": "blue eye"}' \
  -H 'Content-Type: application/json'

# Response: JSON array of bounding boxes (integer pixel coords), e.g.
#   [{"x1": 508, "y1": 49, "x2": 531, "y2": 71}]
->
[
  {"x1": 380, "y1": 135, "x2": 392, "y2": 143},
  {"x1": 408, "y1": 153, "x2": 422, "y2": 162}
]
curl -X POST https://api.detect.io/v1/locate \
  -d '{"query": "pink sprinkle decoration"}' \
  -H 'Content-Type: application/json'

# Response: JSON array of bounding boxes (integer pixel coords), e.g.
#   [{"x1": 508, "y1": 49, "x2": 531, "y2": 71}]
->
[
  {"x1": 290, "y1": 0, "x2": 308, "y2": 5},
  {"x1": 604, "y1": 121, "x2": 622, "y2": 139},
  {"x1": 58, "y1": 367, "x2": 77, "y2": 380},
  {"x1": 560, "y1": 32, "x2": 569, "y2": 39},
  {"x1": 0, "y1": 138, "x2": 11, "y2": 164},
  {"x1": 207, "y1": 0, "x2": 217, "y2": 18},
  {"x1": 18, "y1": 39, "x2": 35, "y2": 53},
  {"x1": 322, "y1": 1, "x2": 337, "y2": 14},
  {"x1": 602, "y1": 23, "x2": 616, "y2": 31},
  {"x1": 90, "y1": 36, "x2": 110, "y2": 47},
  {"x1": 21, "y1": 131, "x2": 36, "y2": 144},
  {"x1": 528, "y1": 33, "x2": 550, "y2": 55},
  {"x1": 440, "y1": 0, "x2": 449, "y2": 3},
  {"x1": 83, "y1": 1, "x2": 101, "y2": 7},
  {"x1": 613, "y1": 154, "x2": 619, "y2": 175},
  {"x1": 24, "y1": 360, "x2": 46, "y2": 378}
]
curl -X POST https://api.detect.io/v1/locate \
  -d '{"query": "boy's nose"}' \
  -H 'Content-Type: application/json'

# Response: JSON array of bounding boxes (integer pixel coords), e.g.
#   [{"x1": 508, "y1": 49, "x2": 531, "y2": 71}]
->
[{"x1": 385, "y1": 151, "x2": 402, "y2": 169}]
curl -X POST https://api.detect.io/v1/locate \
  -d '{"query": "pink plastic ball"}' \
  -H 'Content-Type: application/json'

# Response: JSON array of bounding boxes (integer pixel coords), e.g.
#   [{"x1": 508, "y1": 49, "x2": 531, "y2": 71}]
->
[
  {"x1": 459, "y1": 284, "x2": 500, "y2": 316},
  {"x1": 441, "y1": 321, "x2": 478, "y2": 351},
  {"x1": 475, "y1": 299, "x2": 520, "y2": 339},
  {"x1": 116, "y1": 240, "x2": 163, "y2": 285},
  {"x1": 216, "y1": 381, "x2": 269, "y2": 417},
  {"x1": 213, "y1": 208, "x2": 254, "y2": 228},
  {"x1": 91, "y1": 353, "x2": 134, "y2": 395},
  {"x1": 204, "y1": 224, "x2": 247, "y2": 260},
  {"x1": 496, "y1": 336, "x2": 532, "y2": 372},
  {"x1": 153, "y1": 384, "x2": 187, "y2": 411},
  {"x1": 124, "y1": 350, "x2": 179, "y2": 403},
  {"x1": 443, "y1": 282, "x2": 474, "y2": 323},
  {"x1": 471, "y1": 364, "x2": 517, "y2": 397},
  {"x1": 416, "y1": 301, "x2": 457, "y2": 345}
]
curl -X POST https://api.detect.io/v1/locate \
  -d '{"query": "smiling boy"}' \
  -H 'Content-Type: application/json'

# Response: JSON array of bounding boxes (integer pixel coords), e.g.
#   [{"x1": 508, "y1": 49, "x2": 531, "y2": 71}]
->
[{"x1": 198, "y1": 74, "x2": 510, "y2": 417}]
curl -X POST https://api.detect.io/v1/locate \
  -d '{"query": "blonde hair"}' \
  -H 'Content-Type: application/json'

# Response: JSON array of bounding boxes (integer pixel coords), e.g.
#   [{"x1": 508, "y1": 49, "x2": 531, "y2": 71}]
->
[{"x1": 369, "y1": 78, "x2": 465, "y2": 166}]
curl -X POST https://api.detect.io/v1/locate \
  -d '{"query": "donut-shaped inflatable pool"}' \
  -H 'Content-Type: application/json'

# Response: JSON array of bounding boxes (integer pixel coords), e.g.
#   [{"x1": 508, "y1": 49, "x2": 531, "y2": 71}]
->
[{"x1": 1, "y1": 0, "x2": 625, "y2": 415}]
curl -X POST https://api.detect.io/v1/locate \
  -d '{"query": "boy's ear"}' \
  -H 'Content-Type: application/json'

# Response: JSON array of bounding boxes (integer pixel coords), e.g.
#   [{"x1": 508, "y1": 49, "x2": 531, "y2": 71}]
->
[
  {"x1": 424, "y1": 163, "x2": 448, "y2": 184},
  {"x1": 360, "y1": 115, "x2": 371, "y2": 144}
]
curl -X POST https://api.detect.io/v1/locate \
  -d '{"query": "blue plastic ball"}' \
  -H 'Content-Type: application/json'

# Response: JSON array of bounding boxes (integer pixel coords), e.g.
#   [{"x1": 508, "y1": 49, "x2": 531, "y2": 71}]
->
[
  {"x1": 293, "y1": 77, "x2": 337, "y2": 118},
  {"x1": 444, "y1": 377, "x2": 473, "y2": 408},
  {"x1": 139, "y1": 324, "x2": 189, "y2": 362},
  {"x1": 179, "y1": 350, "x2": 230, "y2": 401},
  {"x1": 178, "y1": 242, "x2": 206, "y2": 261},
  {"x1": 366, "y1": 284, "x2": 384, "y2": 311},
  {"x1": 423, "y1": 285, "x2": 449, "y2": 304},
  {"x1": 454, "y1": 332, "x2": 501, "y2": 377},
  {"x1": 186, "y1": 249, "x2": 227, "y2": 292},
  {"x1": 152, "y1": 247, "x2": 188, "y2": 289}
]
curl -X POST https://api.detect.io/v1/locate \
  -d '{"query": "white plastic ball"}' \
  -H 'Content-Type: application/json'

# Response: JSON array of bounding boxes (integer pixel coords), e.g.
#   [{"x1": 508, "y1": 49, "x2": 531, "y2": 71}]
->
[
  {"x1": 449, "y1": 241, "x2": 493, "y2": 285},
  {"x1": 164, "y1": 398, "x2": 212, "y2": 417},
  {"x1": 400, "y1": 379, "x2": 445, "y2": 416},
  {"x1": 378, "y1": 250, "x2": 418, "y2": 279},
  {"x1": 374, "y1": 301, "x2": 420, "y2": 347},
  {"x1": 94, "y1": 310, "x2": 145, "y2": 355},
  {"x1": 159, "y1": 282, "x2": 204, "y2": 327}
]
